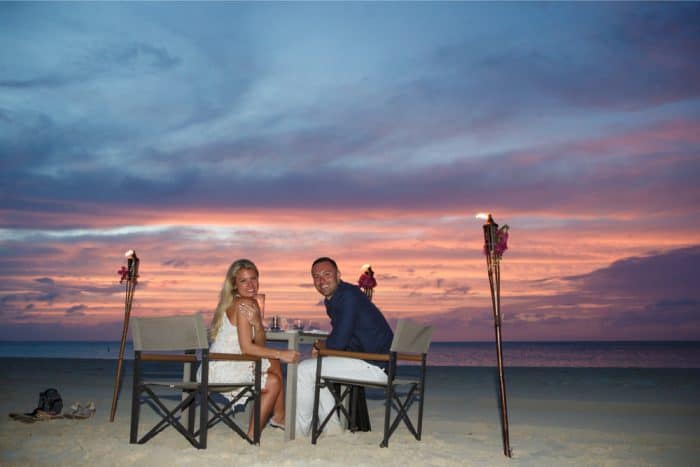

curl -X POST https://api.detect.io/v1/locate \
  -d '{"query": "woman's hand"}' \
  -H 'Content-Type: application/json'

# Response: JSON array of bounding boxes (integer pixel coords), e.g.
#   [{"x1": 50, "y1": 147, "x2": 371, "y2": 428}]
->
[
  {"x1": 311, "y1": 339, "x2": 325, "y2": 358},
  {"x1": 239, "y1": 302, "x2": 262, "y2": 328},
  {"x1": 278, "y1": 349, "x2": 300, "y2": 364}
]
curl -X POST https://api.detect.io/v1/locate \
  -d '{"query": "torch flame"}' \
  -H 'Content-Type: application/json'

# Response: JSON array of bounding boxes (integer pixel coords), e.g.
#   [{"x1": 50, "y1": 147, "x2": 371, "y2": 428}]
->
[
  {"x1": 475, "y1": 213, "x2": 490, "y2": 220},
  {"x1": 124, "y1": 250, "x2": 135, "y2": 258}
]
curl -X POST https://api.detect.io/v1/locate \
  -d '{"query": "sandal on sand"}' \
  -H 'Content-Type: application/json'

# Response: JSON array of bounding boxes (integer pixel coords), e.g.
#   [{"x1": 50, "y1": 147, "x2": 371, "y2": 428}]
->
[
  {"x1": 64, "y1": 401, "x2": 96, "y2": 420},
  {"x1": 9, "y1": 413, "x2": 39, "y2": 423},
  {"x1": 9, "y1": 410, "x2": 64, "y2": 423},
  {"x1": 268, "y1": 418, "x2": 285, "y2": 430},
  {"x1": 34, "y1": 410, "x2": 64, "y2": 420}
]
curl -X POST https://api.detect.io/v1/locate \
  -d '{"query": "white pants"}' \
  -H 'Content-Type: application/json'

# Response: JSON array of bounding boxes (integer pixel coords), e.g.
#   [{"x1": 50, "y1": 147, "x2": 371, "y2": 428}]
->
[{"x1": 295, "y1": 356, "x2": 387, "y2": 437}]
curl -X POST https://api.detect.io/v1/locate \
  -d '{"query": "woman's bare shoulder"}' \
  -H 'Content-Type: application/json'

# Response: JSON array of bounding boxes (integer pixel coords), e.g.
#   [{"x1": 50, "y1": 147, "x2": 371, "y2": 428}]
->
[
  {"x1": 227, "y1": 296, "x2": 255, "y2": 315},
  {"x1": 236, "y1": 296, "x2": 257, "y2": 305}
]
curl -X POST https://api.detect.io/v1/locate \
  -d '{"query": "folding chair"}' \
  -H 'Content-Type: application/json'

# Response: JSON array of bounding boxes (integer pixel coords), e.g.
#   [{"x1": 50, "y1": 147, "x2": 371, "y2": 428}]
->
[
  {"x1": 311, "y1": 319, "x2": 433, "y2": 447},
  {"x1": 129, "y1": 314, "x2": 263, "y2": 448},
  {"x1": 129, "y1": 314, "x2": 210, "y2": 448}
]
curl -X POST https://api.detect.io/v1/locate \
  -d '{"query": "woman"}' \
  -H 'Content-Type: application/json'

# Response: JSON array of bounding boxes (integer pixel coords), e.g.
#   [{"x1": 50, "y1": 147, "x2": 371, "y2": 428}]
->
[{"x1": 205, "y1": 259, "x2": 299, "y2": 438}]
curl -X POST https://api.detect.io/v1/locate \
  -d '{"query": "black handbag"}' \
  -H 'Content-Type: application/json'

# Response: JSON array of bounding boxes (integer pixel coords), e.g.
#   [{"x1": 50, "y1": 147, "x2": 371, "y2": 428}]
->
[{"x1": 34, "y1": 388, "x2": 63, "y2": 415}]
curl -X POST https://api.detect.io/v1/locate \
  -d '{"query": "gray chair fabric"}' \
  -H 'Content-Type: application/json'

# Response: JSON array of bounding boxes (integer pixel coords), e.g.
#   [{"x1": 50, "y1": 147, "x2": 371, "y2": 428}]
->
[
  {"x1": 131, "y1": 314, "x2": 209, "y2": 352},
  {"x1": 129, "y1": 314, "x2": 210, "y2": 448},
  {"x1": 391, "y1": 319, "x2": 433, "y2": 354},
  {"x1": 311, "y1": 318, "x2": 433, "y2": 447}
]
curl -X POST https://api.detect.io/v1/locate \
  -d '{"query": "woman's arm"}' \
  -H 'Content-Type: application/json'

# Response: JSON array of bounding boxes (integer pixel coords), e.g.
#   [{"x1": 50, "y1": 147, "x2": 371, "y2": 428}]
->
[
  {"x1": 229, "y1": 299, "x2": 299, "y2": 363},
  {"x1": 237, "y1": 297, "x2": 267, "y2": 347}
]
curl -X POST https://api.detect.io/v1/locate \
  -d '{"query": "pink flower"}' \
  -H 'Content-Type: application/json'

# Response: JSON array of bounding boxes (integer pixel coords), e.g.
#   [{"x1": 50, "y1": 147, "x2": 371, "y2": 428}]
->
[
  {"x1": 358, "y1": 272, "x2": 377, "y2": 289},
  {"x1": 484, "y1": 225, "x2": 510, "y2": 258},
  {"x1": 118, "y1": 266, "x2": 129, "y2": 283}
]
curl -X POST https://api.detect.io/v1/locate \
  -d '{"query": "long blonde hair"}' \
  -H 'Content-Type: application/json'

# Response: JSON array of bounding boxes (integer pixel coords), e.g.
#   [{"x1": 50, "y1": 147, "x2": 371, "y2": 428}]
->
[{"x1": 209, "y1": 259, "x2": 259, "y2": 342}]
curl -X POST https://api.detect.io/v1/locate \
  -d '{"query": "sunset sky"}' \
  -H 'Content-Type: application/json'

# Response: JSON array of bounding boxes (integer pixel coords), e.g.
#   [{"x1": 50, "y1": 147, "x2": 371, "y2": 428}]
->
[{"x1": 1, "y1": 2, "x2": 699, "y2": 342}]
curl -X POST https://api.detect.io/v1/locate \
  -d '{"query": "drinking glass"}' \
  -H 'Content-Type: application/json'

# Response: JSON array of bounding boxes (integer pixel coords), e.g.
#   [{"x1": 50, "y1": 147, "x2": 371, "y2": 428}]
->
[{"x1": 254, "y1": 293, "x2": 265, "y2": 320}]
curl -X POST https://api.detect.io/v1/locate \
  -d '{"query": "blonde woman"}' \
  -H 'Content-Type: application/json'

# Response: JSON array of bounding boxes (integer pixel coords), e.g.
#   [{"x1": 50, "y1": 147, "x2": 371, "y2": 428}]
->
[{"x1": 205, "y1": 259, "x2": 299, "y2": 437}]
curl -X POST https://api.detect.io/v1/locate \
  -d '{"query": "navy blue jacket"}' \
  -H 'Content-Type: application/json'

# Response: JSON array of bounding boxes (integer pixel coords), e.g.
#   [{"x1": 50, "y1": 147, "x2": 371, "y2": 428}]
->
[{"x1": 324, "y1": 281, "x2": 393, "y2": 354}]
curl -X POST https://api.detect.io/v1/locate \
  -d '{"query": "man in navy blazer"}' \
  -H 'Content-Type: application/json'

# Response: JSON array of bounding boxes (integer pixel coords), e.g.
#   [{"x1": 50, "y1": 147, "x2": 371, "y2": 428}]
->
[{"x1": 295, "y1": 257, "x2": 393, "y2": 436}]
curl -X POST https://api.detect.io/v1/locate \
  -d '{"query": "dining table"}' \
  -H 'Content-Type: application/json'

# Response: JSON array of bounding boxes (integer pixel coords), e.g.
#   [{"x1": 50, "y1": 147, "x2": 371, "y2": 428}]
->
[{"x1": 266, "y1": 329, "x2": 328, "y2": 441}]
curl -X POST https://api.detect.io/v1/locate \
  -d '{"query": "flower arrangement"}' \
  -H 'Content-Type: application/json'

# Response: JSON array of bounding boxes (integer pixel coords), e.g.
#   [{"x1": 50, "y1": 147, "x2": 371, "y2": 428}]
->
[
  {"x1": 358, "y1": 264, "x2": 377, "y2": 300},
  {"x1": 118, "y1": 250, "x2": 138, "y2": 283},
  {"x1": 486, "y1": 225, "x2": 509, "y2": 258},
  {"x1": 358, "y1": 264, "x2": 377, "y2": 288},
  {"x1": 117, "y1": 266, "x2": 129, "y2": 283}
]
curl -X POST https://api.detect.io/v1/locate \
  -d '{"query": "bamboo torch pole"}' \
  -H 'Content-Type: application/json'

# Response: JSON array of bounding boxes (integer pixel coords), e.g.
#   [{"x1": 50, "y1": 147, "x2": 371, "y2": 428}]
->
[
  {"x1": 109, "y1": 250, "x2": 139, "y2": 422},
  {"x1": 482, "y1": 214, "x2": 512, "y2": 458}
]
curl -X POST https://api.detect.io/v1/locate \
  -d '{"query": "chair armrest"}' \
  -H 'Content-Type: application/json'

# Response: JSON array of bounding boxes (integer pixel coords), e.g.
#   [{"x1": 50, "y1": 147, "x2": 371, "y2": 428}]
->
[
  {"x1": 210, "y1": 352, "x2": 261, "y2": 363},
  {"x1": 318, "y1": 348, "x2": 390, "y2": 362},
  {"x1": 396, "y1": 353, "x2": 424, "y2": 362},
  {"x1": 318, "y1": 349, "x2": 424, "y2": 363},
  {"x1": 140, "y1": 354, "x2": 198, "y2": 363}
]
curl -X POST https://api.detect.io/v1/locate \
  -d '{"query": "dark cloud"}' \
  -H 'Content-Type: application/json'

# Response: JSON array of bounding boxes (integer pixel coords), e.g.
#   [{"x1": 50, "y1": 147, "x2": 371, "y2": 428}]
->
[
  {"x1": 514, "y1": 246, "x2": 700, "y2": 339},
  {"x1": 564, "y1": 246, "x2": 700, "y2": 301},
  {"x1": 654, "y1": 298, "x2": 698, "y2": 308},
  {"x1": 65, "y1": 304, "x2": 87, "y2": 316},
  {"x1": 0, "y1": 276, "x2": 125, "y2": 310},
  {"x1": 0, "y1": 42, "x2": 180, "y2": 90},
  {"x1": 0, "y1": 75, "x2": 69, "y2": 89},
  {"x1": 94, "y1": 43, "x2": 180, "y2": 72},
  {"x1": 417, "y1": 4, "x2": 700, "y2": 118},
  {"x1": 445, "y1": 286, "x2": 469, "y2": 295},
  {"x1": 162, "y1": 259, "x2": 189, "y2": 268},
  {"x1": 377, "y1": 274, "x2": 398, "y2": 281},
  {"x1": 4, "y1": 113, "x2": 698, "y2": 227},
  {"x1": 597, "y1": 4, "x2": 700, "y2": 107},
  {"x1": 418, "y1": 246, "x2": 700, "y2": 340}
]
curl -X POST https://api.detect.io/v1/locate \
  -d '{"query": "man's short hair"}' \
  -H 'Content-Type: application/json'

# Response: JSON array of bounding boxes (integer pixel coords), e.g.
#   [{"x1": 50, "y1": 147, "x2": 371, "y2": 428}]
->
[{"x1": 311, "y1": 256, "x2": 338, "y2": 271}]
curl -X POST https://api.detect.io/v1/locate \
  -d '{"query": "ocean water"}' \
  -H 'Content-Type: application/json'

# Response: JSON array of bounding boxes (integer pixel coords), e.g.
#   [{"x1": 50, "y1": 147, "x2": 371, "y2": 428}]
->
[{"x1": 1, "y1": 340, "x2": 698, "y2": 368}]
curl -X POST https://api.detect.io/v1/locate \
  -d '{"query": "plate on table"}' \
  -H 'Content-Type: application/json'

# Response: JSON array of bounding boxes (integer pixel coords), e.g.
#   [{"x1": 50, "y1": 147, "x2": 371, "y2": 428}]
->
[{"x1": 302, "y1": 329, "x2": 328, "y2": 335}]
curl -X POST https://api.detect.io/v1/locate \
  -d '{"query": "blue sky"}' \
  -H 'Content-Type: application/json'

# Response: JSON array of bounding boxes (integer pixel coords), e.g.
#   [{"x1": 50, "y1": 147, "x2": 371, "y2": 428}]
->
[{"x1": 1, "y1": 2, "x2": 699, "y2": 341}]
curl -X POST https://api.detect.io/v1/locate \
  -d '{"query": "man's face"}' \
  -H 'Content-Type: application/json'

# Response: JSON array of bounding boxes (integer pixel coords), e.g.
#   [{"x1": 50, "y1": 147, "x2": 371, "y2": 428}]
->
[{"x1": 311, "y1": 261, "x2": 340, "y2": 298}]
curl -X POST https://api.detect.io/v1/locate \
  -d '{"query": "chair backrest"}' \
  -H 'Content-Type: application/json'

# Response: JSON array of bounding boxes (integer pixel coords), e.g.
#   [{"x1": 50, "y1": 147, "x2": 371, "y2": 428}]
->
[
  {"x1": 131, "y1": 313, "x2": 209, "y2": 351},
  {"x1": 390, "y1": 319, "x2": 433, "y2": 354}
]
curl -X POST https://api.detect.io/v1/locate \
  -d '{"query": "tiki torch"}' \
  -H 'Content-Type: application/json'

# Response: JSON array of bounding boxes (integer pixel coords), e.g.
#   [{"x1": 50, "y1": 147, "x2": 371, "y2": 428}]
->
[
  {"x1": 477, "y1": 213, "x2": 512, "y2": 457},
  {"x1": 110, "y1": 249, "x2": 139, "y2": 422}
]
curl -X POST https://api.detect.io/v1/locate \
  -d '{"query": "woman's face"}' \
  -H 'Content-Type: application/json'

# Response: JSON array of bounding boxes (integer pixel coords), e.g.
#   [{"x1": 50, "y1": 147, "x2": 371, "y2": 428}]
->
[{"x1": 233, "y1": 268, "x2": 259, "y2": 298}]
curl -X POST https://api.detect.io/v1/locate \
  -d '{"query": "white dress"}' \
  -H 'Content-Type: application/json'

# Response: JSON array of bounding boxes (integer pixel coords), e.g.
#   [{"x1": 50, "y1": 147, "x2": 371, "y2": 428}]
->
[{"x1": 198, "y1": 315, "x2": 270, "y2": 406}]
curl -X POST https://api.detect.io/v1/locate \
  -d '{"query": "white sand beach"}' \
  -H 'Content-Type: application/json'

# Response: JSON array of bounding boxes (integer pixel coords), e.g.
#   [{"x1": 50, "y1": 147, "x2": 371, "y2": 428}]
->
[{"x1": 1, "y1": 358, "x2": 698, "y2": 466}]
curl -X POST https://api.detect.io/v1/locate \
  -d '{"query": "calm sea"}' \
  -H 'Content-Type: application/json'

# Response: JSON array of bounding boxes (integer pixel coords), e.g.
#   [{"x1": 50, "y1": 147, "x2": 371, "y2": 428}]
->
[{"x1": 1, "y1": 341, "x2": 698, "y2": 368}]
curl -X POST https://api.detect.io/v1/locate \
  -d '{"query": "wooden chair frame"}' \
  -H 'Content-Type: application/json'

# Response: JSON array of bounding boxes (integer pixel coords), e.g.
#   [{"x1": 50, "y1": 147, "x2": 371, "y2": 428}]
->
[{"x1": 195, "y1": 352, "x2": 262, "y2": 445}]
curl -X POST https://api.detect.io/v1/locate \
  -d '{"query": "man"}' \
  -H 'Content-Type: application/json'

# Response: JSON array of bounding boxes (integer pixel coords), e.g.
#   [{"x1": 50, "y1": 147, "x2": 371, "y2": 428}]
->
[{"x1": 295, "y1": 257, "x2": 393, "y2": 436}]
